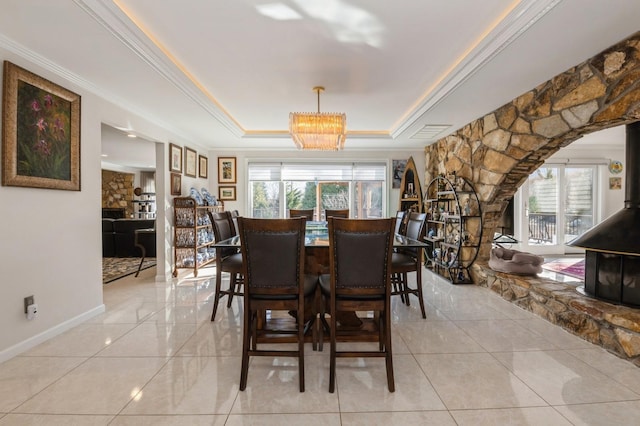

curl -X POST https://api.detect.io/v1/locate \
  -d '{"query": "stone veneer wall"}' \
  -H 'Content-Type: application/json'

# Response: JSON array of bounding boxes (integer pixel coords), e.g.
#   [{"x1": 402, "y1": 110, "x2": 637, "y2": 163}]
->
[
  {"x1": 474, "y1": 263, "x2": 640, "y2": 365},
  {"x1": 101, "y1": 170, "x2": 134, "y2": 218},
  {"x1": 424, "y1": 31, "x2": 640, "y2": 260},
  {"x1": 424, "y1": 32, "x2": 640, "y2": 364}
]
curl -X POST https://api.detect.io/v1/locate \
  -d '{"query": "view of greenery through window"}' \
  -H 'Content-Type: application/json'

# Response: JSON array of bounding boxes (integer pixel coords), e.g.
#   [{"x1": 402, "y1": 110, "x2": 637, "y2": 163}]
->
[{"x1": 249, "y1": 163, "x2": 385, "y2": 219}]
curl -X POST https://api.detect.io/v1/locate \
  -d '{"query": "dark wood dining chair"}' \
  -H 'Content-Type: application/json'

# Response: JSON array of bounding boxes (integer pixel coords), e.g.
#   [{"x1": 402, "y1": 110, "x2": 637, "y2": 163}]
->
[
  {"x1": 289, "y1": 208, "x2": 314, "y2": 220},
  {"x1": 210, "y1": 211, "x2": 244, "y2": 321},
  {"x1": 237, "y1": 217, "x2": 317, "y2": 392},
  {"x1": 319, "y1": 217, "x2": 396, "y2": 393},
  {"x1": 391, "y1": 211, "x2": 427, "y2": 318},
  {"x1": 324, "y1": 209, "x2": 349, "y2": 219}
]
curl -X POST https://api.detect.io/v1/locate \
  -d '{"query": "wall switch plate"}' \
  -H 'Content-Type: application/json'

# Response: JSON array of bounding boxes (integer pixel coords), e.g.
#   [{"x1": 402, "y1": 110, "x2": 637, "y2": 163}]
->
[{"x1": 24, "y1": 295, "x2": 35, "y2": 313}]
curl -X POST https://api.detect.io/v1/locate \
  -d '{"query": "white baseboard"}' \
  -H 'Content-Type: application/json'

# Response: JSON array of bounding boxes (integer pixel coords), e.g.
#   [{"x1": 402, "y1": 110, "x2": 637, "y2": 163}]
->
[{"x1": 0, "y1": 304, "x2": 106, "y2": 363}]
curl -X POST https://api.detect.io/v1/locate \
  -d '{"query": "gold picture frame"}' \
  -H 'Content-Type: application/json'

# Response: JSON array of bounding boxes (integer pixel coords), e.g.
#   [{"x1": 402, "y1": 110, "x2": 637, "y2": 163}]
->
[
  {"x1": 169, "y1": 143, "x2": 182, "y2": 173},
  {"x1": 219, "y1": 185, "x2": 236, "y2": 201},
  {"x1": 198, "y1": 154, "x2": 208, "y2": 178},
  {"x1": 184, "y1": 146, "x2": 197, "y2": 177},
  {"x1": 218, "y1": 156, "x2": 236, "y2": 184},
  {"x1": 2, "y1": 61, "x2": 81, "y2": 190}
]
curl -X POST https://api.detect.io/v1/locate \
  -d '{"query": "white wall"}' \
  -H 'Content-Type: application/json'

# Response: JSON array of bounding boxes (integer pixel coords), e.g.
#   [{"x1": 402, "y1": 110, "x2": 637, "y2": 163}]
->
[
  {"x1": 0, "y1": 50, "x2": 195, "y2": 361},
  {"x1": 206, "y1": 149, "x2": 426, "y2": 218}
]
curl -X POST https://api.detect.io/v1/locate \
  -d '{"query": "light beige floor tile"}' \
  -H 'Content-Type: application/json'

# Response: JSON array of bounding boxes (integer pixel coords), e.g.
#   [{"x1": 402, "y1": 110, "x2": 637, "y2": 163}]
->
[
  {"x1": 14, "y1": 357, "x2": 167, "y2": 415},
  {"x1": 144, "y1": 303, "x2": 213, "y2": 325},
  {"x1": 415, "y1": 352, "x2": 547, "y2": 409},
  {"x1": 554, "y1": 400, "x2": 640, "y2": 426},
  {"x1": 341, "y1": 410, "x2": 456, "y2": 425},
  {"x1": 121, "y1": 356, "x2": 239, "y2": 415},
  {"x1": 326, "y1": 326, "x2": 410, "y2": 355},
  {"x1": 0, "y1": 357, "x2": 86, "y2": 412},
  {"x1": 567, "y1": 347, "x2": 640, "y2": 394},
  {"x1": 450, "y1": 407, "x2": 573, "y2": 425},
  {"x1": 86, "y1": 300, "x2": 164, "y2": 324},
  {"x1": 455, "y1": 319, "x2": 559, "y2": 352},
  {"x1": 231, "y1": 355, "x2": 339, "y2": 414},
  {"x1": 336, "y1": 354, "x2": 446, "y2": 412},
  {"x1": 174, "y1": 322, "x2": 243, "y2": 357},
  {"x1": 431, "y1": 299, "x2": 510, "y2": 321},
  {"x1": 110, "y1": 415, "x2": 226, "y2": 425},
  {"x1": 0, "y1": 414, "x2": 113, "y2": 425},
  {"x1": 95, "y1": 323, "x2": 197, "y2": 357},
  {"x1": 513, "y1": 317, "x2": 594, "y2": 350},
  {"x1": 226, "y1": 413, "x2": 341, "y2": 426},
  {"x1": 396, "y1": 320, "x2": 485, "y2": 354},
  {"x1": 481, "y1": 296, "x2": 538, "y2": 320},
  {"x1": 391, "y1": 298, "x2": 448, "y2": 322},
  {"x1": 493, "y1": 350, "x2": 640, "y2": 405},
  {"x1": 22, "y1": 323, "x2": 135, "y2": 357}
]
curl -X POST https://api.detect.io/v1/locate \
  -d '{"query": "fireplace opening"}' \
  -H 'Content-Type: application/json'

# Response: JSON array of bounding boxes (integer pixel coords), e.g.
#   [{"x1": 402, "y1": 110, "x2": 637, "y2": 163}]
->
[
  {"x1": 569, "y1": 122, "x2": 640, "y2": 308},
  {"x1": 584, "y1": 251, "x2": 640, "y2": 307}
]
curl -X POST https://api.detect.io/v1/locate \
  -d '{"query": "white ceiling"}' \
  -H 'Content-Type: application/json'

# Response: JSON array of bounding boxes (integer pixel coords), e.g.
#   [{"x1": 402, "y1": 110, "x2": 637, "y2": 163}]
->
[{"x1": 1, "y1": 0, "x2": 638, "y2": 155}]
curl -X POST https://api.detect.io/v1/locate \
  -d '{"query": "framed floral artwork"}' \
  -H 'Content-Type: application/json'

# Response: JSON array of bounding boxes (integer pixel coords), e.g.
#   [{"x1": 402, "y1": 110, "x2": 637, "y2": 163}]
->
[
  {"x1": 169, "y1": 143, "x2": 182, "y2": 173},
  {"x1": 198, "y1": 154, "x2": 208, "y2": 178},
  {"x1": 171, "y1": 172, "x2": 182, "y2": 195},
  {"x1": 218, "y1": 156, "x2": 236, "y2": 184},
  {"x1": 219, "y1": 185, "x2": 236, "y2": 201},
  {"x1": 185, "y1": 146, "x2": 197, "y2": 177},
  {"x1": 2, "y1": 61, "x2": 81, "y2": 190}
]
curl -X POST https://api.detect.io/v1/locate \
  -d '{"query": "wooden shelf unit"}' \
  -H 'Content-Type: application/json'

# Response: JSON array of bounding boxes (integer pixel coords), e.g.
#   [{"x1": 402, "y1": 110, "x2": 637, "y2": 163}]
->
[
  {"x1": 172, "y1": 197, "x2": 224, "y2": 277},
  {"x1": 398, "y1": 156, "x2": 423, "y2": 214}
]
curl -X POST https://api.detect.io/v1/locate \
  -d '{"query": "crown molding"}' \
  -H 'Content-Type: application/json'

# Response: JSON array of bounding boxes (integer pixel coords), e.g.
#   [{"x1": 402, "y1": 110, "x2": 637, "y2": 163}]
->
[
  {"x1": 75, "y1": 0, "x2": 244, "y2": 138},
  {"x1": 0, "y1": 31, "x2": 194, "y2": 144}
]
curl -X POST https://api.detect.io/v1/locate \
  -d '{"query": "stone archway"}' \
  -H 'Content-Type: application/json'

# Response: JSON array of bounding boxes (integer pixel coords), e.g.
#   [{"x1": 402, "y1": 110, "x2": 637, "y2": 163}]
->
[{"x1": 425, "y1": 31, "x2": 640, "y2": 261}]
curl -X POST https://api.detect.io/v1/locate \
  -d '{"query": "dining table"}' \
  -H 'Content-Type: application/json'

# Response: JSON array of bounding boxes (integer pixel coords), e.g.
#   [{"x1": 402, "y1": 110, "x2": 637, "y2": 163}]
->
[{"x1": 211, "y1": 220, "x2": 429, "y2": 344}]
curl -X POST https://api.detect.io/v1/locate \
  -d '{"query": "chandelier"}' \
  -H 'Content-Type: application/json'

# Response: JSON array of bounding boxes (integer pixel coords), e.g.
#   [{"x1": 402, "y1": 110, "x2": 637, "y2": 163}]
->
[{"x1": 289, "y1": 86, "x2": 346, "y2": 151}]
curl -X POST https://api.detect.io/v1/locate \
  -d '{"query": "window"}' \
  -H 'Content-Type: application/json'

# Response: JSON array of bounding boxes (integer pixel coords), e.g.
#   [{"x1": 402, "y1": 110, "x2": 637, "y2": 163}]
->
[{"x1": 248, "y1": 162, "x2": 386, "y2": 219}]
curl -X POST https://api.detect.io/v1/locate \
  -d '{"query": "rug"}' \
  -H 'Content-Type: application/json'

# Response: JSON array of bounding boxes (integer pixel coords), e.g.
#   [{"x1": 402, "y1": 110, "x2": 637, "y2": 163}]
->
[
  {"x1": 103, "y1": 257, "x2": 156, "y2": 283},
  {"x1": 542, "y1": 258, "x2": 585, "y2": 279}
]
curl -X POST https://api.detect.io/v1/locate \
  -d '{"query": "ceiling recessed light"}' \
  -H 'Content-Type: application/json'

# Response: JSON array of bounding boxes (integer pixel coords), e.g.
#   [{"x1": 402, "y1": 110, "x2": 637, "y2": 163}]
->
[
  {"x1": 127, "y1": 133, "x2": 137, "y2": 138},
  {"x1": 101, "y1": 154, "x2": 108, "y2": 157}
]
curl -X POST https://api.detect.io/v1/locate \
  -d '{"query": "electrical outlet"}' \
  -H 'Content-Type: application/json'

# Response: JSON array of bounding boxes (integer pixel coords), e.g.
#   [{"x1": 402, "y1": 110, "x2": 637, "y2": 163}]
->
[{"x1": 24, "y1": 295, "x2": 35, "y2": 314}]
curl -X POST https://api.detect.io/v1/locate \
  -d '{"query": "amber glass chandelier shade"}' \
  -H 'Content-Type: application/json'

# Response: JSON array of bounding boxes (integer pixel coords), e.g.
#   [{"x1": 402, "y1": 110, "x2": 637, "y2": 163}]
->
[{"x1": 289, "y1": 87, "x2": 346, "y2": 151}]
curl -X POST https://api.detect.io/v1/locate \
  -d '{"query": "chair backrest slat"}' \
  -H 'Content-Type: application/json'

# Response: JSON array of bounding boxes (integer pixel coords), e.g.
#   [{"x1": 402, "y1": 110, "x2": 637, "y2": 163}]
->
[
  {"x1": 289, "y1": 209, "x2": 314, "y2": 220},
  {"x1": 325, "y1": 209, "x2": 349, "y2": 219}
]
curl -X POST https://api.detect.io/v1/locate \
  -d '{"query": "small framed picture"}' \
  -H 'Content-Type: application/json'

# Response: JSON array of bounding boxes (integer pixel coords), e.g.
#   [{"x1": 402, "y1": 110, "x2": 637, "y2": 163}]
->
[
  {"x1": 392, "y1": 159, "x2": 407, "y2": 189},
  {"x1": 198, "y1": 155, "x2": 208, "y2": 178},
  {"x1": 169, "y1": 143, "x2": 182, "y2": 173},
  {"x1": 184, "y1": 147, "x2": 197, "y2": 177},
  {"x1": 609, "y1": 177, "x2": 622, "y2": 190},
  {"x1": 218, "y1": 156, "x2": 236, "y2": 184},
  {"x1": 219, "y1": 185, "x2": 236, "y2": 201},
  {"x1": 171, "y1": 172, "x2": 182, "y2": 195}
]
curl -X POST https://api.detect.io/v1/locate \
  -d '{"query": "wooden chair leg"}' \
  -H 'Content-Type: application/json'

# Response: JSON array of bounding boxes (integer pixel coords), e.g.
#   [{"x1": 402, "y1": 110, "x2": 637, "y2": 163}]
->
[
  {"x1": 329, "y1": 308, "x2": 336, "y2": 393},
  {"x1": 416, "y1": 263, "x2": 426, "y2": 319},
  {"x1": 384, "y1": 308, "x2": 395, "y2": 392},
  {"x1": 402, "y1": 272, "x2": 410, "y2": 306},
  {"x1": 298, "y1": 307, "x2": 305, "y2": 392},
  {"x1": 227, "y1": 273, "x2": 237, "y2": 308},
  {"x1": 211, "y1": 267, "x2": 224, "y2": 321},
  {"x1": 239, "y1": 308, "x2": 251, "y2": 390}
]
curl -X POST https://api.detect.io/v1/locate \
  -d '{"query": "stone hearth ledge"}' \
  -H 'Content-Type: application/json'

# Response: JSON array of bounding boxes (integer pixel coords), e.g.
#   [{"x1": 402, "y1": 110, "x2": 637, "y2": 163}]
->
[{"x1": 471, "y1": 263, "x2": 640, "y2": 366}]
